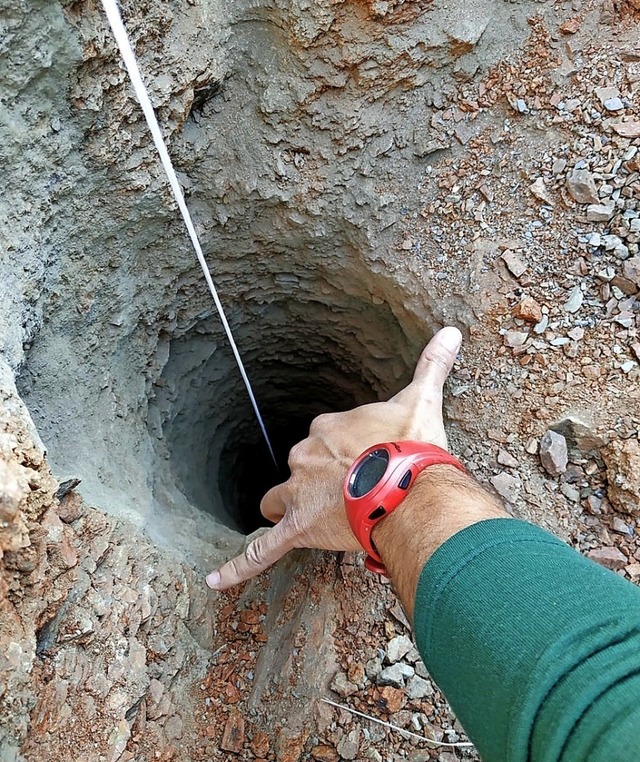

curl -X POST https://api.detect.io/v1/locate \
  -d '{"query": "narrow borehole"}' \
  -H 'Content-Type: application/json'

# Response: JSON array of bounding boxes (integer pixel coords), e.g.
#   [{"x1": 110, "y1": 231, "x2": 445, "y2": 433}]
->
[{"x1": 153, "y1": 299, "x2": 414, "y2": 537}]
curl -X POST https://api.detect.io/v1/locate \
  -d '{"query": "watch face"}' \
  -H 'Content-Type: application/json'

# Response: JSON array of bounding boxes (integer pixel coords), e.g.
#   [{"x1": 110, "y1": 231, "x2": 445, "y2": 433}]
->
[{"x1": 348, "y1": 448, "x2": 390, "y2": 498}]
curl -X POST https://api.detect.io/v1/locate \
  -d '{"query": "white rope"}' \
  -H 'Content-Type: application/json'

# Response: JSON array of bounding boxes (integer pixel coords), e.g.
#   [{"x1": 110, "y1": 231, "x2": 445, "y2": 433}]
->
[{"x1": 100, "y1": 0, "x2": 277, "y2": 467}]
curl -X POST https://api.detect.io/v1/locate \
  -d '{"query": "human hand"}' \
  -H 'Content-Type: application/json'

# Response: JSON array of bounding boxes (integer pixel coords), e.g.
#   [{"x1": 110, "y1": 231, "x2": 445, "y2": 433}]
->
[{"x1": 205, "y1": 326, "x2": 463, "y2": 590}]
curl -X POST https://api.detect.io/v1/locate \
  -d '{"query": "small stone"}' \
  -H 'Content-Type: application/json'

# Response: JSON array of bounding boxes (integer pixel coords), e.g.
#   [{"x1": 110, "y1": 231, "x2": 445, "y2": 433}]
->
[
  {"x1": 497, "y1": 449, "x2": 519, "y2": 468},
  {"x1": 552, "y1": 158, "x2": 567, "y2": 174},
  {"x1": 612, "y1": 120, "x2": 640, "y2": 138},
  {"x1": 614, "y1": 244, "x2": 630, "y2": 261},
  {"x1": 603, "y1": 439, "x2": 640, "y2": 516},
  {"x1": 516, "y1": 98, "x2": 529, "y2": 113},
  {"x1": 377, "y1": 686, "x2": 405, "y2": 713},
  {"x1": 336, "y1": 730, "x2": 360, "y2": 761},
  {"x1": 490, "y1": 472, "x2": 521, "y2": 503},
  {"x1": 623, "y1": 256, "x2": 640, "y2": 287},
  {"x1": 595, "y1": 86, "x2": 620, "y2": 105},
  {"x1": 566, "y1": 169, "x2": 599, "y2": 205},
  {"x1": 550, "y1": 417, "x2": 605, "y2": 455},
  {"x1": 626, "y1": 563, "x2": 640, "y2": 578},
  {"x1": 220, "y1": 711, "x2": 245, "y2": 754},
  {"x1": 603, "y1": 234, "x2": 623, "y2": 250},
  {"x1": 604, "y1": 97, "x2": 625, "y2": 112},
  {"x1": 588, "y1": 232, "x2": 602, "y2": 248},
  {"x1": 347, "y1": 662, "x2": 365, "y2": 685},
  {"x1": 251, "y1": 733, "x2": 270, "y2": 758},
  {"x1": 596, "y1": 266, "x2": 615, "y2": 282},
  {"x1": 559, "y1": 17, "x2": 581, "y2": 33},
  {"x1": 560, "y1": 483, "x2": 580, "y2": 502},
  {"x1": 530, "y1": 178, "x2": 553, "y2": 205},
  {"x1": 504, "y1": 330, "x2": 529, "y2": 348},
  {"x1": 563, "y1": 285, "x2": 583, "y2": 313},
  {"x1": 539, "y1": 430, "x2": 568, "y2": 476},
  {"x1": 533, "y1": 314, "x2": 549, "y2": 334},
  {"x1": 386, "y1": 635, "x2": 414, "y2": 663},
  {"x1": 501, "y1": 249, "x2": 527, "y2": 278},
  {"x1": 621, "y1": 360, "x2": 637, "y2": 374},
  {"x1": 567, "y1": 326, "x2": 584, "y2": 341},
  {"x1": 365, "y1": 657, "x2": 383, "y2": 681},
  {"x1": 587, "y1": 546, "x2": 628, "y2": 571},
  {"x1": 378, "y1": 664, "x2": 407, "y2": 689},
  {"x1": 612, "y1": 517, "x2": 632, "y2": 535},
  {"x1": 405, "y1": 675, "x2": 433, "y2": 700},
  {"x1": 525, "y1": 437, "x2": 538, "y2": 455},
  {"x1": 586, "y1": 201, "x2": 615, "y2": 222},
  {"x1": 512, "y1": 296, "x2": 543, "y2": 323},
  {"x1": 330, "y1": 671, "x2": 358, "y2": 698},
  {"x1": 311, "y1": 745, "x2": 339, "y2": 762}
]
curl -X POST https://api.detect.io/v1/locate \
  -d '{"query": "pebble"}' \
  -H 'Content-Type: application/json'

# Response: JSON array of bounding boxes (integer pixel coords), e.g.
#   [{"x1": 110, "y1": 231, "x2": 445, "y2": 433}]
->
[
  {"x1": 330, "y1": 671, "x2": 358, "y2": 698},
  {"x1": 497, "y1": 449, "x2": 519, "y2": 468},
  {"x1": 612, "y1": 517, "x2": 632, "y2": 535},
  {"x1": 220, "y1": 711, "x2": 245, "y2": 754},
  {"x1": 567, "y1": 326, "x2": 584, "y2": 341},
  {"x1": 504, "y1": 330, "x2": 529, "y2": 348},
  {"x1": 378, "y1": 664, "x2": 409, "y2": 688},
  {"x1": 501, "y1": 249, "x2": 527, "y2": 278},
  {"x1": 490, "y1": 471, "x2": 521, "y2": 503},
  {"x1": 533, "y1": 314, "x2": 549, "y2": 334},
  {"x1": 587, "y1": 546, "x2": 628, "y2": 570},
  {"x1": 512, "y1": 296, "x2": 543, "y2": 323},
  {"x1": 586, "y1": 201, "x2": 615, "y2": 222},
  {"x1": 525, "y1": 437, "x2": 538, "y2": 455},
  {"x1": 539, "y1": 430, "x2": 568, "y2": 476},
  {"x1": 336, "y1": 730, "x2": 360, "y2": 761},
  {"x1": 603, "y1": 234, "x2": 623, "y2": 250},
  {"x1": 560, "y1": 483, "x2": 580, "y2": 502},
  {"x1": 405, "y1": 675, "x2": 433, "y2": 700},
  {"x1": 623, "y1": 256, "x2": 640, "y2": 286},
  {"x1": 563, "y1": 285, "x2": 583, "y2": 313},
  {"x1": 614, "y1": 244, "x2": 630, "y2": 261},
  {"x1": 377, "y1": 686, "x2": 405, "y2": 713},
  {"x1": 365, "y1": 657, "x2": 382, "y2": 681},
  {"x1": 552, "y1": 158, "x2": 567, "y2": 174},
  {"x1": 311, "y1": 745, "x2": 339, "y2": 762},
  {"x1": 566, "y1": 169, "x2": 599, "y2": 204},
  {"x1": 604, "y1": 97, "x2": 625, "y2": 112},
  {"x1": 530, "y1": 178, "x2": 553, "y2": 205},
  {"x1": 386, "y1": 635, "x2": 414, "y2": 664},
  {"x1": 612, "y1": 120, "x2": 640, "y2": 138}
]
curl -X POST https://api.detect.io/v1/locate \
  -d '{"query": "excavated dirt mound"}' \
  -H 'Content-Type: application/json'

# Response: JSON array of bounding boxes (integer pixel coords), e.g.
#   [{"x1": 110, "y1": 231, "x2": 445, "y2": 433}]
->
[{"x1": 1, "y1": 0, "x2": 639, "y2": 760}]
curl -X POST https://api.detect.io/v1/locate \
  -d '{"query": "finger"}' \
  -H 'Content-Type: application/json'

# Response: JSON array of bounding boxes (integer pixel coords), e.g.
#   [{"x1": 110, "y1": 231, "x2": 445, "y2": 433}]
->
[
  {"x1": 411, "y1": 326, "x2": 462, "y2": 391},
  {"x1": 260, "y1": 481, "x2": 290, "y2": 523},
  {"x1": 206, "y1": 521, "x2": 294, "y2": 590}
]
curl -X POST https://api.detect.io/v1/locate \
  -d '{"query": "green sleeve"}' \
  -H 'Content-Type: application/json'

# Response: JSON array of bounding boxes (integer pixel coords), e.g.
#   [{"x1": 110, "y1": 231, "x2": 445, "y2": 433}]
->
[{"x1": 413, "y1": 519, "x2": 640, "y2": 762}]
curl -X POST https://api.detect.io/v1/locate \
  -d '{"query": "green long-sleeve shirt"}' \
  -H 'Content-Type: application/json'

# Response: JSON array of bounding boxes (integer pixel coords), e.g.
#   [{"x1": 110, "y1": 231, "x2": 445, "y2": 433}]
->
[{"x1": 413, "y1": 519, "x2": 640, "y2": 761}]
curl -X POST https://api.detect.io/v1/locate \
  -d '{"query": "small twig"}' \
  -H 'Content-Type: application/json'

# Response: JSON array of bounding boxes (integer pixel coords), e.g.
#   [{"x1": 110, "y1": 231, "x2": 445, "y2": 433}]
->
[{"x1": 320, "y1": 698, "x2": 474, "y2": 749}]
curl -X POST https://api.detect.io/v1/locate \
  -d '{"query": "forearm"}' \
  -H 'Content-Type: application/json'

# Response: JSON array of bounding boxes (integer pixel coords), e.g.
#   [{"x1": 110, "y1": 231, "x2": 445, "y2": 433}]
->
[
  {"x1": 372, "y1": 465, "x2": 509, "y2": 619},
  {"x1": 374, "y1": 476, "x2": 640, "y2": 762}
]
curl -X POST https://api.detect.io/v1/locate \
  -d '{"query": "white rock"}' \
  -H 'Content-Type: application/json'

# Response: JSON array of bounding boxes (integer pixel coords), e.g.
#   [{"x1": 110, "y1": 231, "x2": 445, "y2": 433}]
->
[
  {"x1": 386, "y1": 635, "x2": 414, "y2": 664},
  {"x1": 586, "y1": 201, "x2": 615, "y2": 222},
  {"x1": 405, "y1": 675, "x2": 433, "y2": 700},
  {"x1": 539, "y1": 430, "x2": 568, "y2": 476},
  {"x1": 563, "y1": 285, "x2": 583, "y2": 313}
]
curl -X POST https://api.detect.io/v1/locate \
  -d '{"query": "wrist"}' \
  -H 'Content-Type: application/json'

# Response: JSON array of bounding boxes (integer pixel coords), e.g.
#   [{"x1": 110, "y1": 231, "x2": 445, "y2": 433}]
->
[{"x1": 371, "y1": 463, "x2": 510, "y2": 618}]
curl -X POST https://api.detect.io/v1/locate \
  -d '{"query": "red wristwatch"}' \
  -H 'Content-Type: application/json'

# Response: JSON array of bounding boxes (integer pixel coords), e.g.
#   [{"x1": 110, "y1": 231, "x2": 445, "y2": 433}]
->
[{"x1": 343, "y1": 441, "x2": 465, "y2": 576}]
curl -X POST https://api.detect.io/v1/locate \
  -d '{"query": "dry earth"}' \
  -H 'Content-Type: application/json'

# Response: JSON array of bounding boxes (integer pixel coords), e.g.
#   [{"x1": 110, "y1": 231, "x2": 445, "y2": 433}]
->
[{"x1": 1, "y1": 0, "x2": 640, "y2": 761}]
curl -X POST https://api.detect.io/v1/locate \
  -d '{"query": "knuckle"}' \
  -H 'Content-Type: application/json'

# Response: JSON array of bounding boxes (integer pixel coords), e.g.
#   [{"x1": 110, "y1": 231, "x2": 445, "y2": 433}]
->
[
  {"x1": 245, "y1": 540, "x2": 263, "y2": 568},
  {"x1": 287, "y1": 441, "x2": 307, "y2": 468},
  {"x1": 309, "y1": 412, "x2": 336, "y2": 434}
]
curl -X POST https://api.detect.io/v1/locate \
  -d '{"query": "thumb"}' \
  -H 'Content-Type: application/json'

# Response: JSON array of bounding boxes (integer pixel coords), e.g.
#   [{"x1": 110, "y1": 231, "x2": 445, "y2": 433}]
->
[
  {"x1": 205, "y1": 522, "x2": 294, "y2": 590},
  {"x1": 411, "y1": 326, "x2": 462, "y2": 391}
]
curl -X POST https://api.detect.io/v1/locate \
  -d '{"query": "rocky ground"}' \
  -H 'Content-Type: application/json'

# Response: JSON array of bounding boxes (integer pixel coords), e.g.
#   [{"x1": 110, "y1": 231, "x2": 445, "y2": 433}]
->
[{"x1": 2, "y1": 0, "x2": 640, "y2": 760}]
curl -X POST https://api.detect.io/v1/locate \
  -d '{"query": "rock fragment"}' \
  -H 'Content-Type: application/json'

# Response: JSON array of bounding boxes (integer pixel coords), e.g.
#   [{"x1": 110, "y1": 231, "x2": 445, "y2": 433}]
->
[
  {"x1": 330, "y1": 671, "x2": 358, "y2": 698},
  {"x1": 311, "y1": 745, "x2": 339, "y2": 762},
  {"x1": 378, "y1": 664, "x2": 410, "y2": 688},
  {"x1": 336, "y1": 729, "x2": 360, "y2": 761},
  {"x1": 377, "y1": 686, "x2": 405, "y2": 713},
  {"x1": 550, "y1": 417, "x2": 605, "y2": 456},
  {"x1": 623, "y1": 256, "x2": 640, "y2": 288},
  {"x1": 220, "y1": 711, "x2": 245, "y2": 754},
  {"x1": 612, "y1": 120, "x2": 640, "y2": 138},
  {"x1": 512, "y1": 296, "x2": 542, "y2": 323},
  {"x1": 490, "y1": 472, "x2": 521, "y2": 503},
  {"x1": 602, "y1": 439, "x2": 640, "y2": 516},
  {"x1": 539, "y1": 430, "x2": 568, "y2": 476},
  {"x1": 405, "y1": 675, "x2": 433, "y2": 700},
  {"x1": 586, "y1": 201, "x2": 615, "y2": 222},
  {"x1": 497, "y1": 449, "x2": 519, "y2": 468},
  {"x1": 587, "y1": 546, "x2": 628, "y2": 570},
  {"x1": 504, "y1": 330, "x2": 529, "y2": 348},
  {"x1": 529, "y1": 178, "x2": 553, "y2": 205},
  {"x1": 566, "y1": 169, "x2": 599, "y2": 204},
  {"x1": 563, "y1": 285, "x2": 583, "y2": 313},
  {"x1": 386, "y1": 635, "x2": 413, "y2": 664},
  {"x1": 501, "y1": 249, "x2": 527, "y2": 278}
]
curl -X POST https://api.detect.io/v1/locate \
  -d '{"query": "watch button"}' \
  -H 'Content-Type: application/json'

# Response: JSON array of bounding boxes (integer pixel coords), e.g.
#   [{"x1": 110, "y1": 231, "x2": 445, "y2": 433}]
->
[{"x1": 398, "y1": 469, "x2": 412, "y2": 490}]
